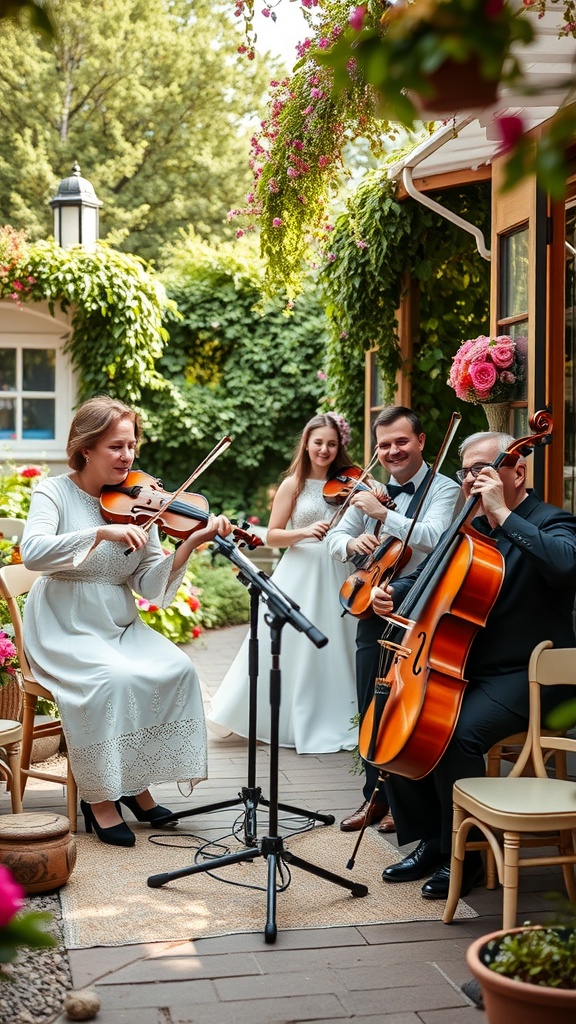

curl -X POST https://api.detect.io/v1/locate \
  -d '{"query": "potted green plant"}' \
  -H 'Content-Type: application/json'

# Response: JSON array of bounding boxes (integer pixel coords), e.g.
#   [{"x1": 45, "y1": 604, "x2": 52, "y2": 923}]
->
[
  {"x1": 317, "y1": 0, "x2": 536, "y2": 125},
  {"x1": 466, "y1": 921, "x2": 576, "y2": 1023}
]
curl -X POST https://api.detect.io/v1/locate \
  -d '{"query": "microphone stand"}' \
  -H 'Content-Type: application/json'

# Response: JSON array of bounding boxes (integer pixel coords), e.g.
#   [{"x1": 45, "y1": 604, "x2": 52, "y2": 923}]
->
[{"x1": 148, "y1": 535, "x2": 368, "y2": 943}]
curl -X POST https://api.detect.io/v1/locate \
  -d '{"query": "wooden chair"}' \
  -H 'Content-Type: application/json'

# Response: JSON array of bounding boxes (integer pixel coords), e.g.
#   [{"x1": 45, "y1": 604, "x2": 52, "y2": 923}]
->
[
  {"x1": 0, "y1": 518, "x2": 25, "y2": 542},
  {"x1": 443, "y1": 640, "x2": 576, "y2": 930},
  {"x1": 484, "y1": 730, "x2": 568, "y2": 888},
  {"x1": 0, "y1": 718, "x2": 23, "y2": 813},
  {"x1": 0, "y1": 563, "x2": 77, "y2": 831}
]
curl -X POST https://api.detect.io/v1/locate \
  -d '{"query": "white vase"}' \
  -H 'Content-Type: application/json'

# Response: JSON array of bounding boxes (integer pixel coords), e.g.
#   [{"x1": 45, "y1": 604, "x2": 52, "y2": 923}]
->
[{"x1": 481, "y1": 403, "x2": 510, "y2": 433}]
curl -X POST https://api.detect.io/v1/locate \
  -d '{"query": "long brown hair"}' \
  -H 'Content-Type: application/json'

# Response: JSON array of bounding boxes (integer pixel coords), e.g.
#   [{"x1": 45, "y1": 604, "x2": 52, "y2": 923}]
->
[
  {"x1": 67, "y1": 395, "x2": 141, "y2": 471},
  {"x1": 283, "y1": 413, "x2": 354, "y2": 512}
]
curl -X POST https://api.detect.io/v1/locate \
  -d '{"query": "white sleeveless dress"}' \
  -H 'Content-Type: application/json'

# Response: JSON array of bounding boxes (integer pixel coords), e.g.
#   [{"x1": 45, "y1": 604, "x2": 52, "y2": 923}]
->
[{"x1": 207, "y1": 479, "x2": 358, "y2": 753}]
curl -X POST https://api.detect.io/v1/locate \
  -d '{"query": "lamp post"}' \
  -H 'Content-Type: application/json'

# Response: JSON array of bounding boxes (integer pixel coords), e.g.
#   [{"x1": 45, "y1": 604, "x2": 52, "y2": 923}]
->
[{"x1": 49, "y1": 164, "x2": 102, "y2": 250}]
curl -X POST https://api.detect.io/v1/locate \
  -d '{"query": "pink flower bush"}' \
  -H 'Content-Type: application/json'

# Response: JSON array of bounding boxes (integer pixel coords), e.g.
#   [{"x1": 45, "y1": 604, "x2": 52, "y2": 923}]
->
[
  {"x1": 447, "y1": 335, "x2": 523, "y2": 404},
  {"x1": 0, "y1": 630, "x2": 18, "y2": 687},
  {"x1": 0, "y1": 864, "x2": 24, "y2": 928}
]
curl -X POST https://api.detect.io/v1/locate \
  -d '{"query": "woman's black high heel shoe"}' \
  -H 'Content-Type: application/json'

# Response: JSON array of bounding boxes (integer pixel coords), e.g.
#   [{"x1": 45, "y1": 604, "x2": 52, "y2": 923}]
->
[
  {"x1": 80, "y1": 799, "x2": 136, "y2": 847},
  {"x1": 119, "y1": 795, "x2": 176, "y2": 828}
]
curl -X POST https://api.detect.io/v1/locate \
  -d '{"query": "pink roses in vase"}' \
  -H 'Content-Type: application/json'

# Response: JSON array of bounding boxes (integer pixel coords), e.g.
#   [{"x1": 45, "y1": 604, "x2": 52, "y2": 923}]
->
[{"x1": 447, "y1": 335, "x2": 523, "y2": 404}]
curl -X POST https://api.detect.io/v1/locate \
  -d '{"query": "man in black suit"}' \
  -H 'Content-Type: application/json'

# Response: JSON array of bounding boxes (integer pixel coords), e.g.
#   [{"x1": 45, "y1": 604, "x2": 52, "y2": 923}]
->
[{"x1": 371, "y1": 429, "x2": 576, "y2": 899}]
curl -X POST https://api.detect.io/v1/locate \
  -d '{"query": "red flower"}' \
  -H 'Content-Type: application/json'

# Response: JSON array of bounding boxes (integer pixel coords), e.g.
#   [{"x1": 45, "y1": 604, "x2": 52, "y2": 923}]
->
[
  {"x1": 192, "y1": 625, "x2": 202, "y2": 639},
  {"x1": 20, "y1": 466, "x2": 42, "y2": 478}
]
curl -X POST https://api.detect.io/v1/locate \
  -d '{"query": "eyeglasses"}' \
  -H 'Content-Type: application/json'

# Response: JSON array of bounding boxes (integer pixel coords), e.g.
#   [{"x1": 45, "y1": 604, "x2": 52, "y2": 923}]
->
[{"x1": 455, "y1": 462, "x2": 492, "y2": 484}]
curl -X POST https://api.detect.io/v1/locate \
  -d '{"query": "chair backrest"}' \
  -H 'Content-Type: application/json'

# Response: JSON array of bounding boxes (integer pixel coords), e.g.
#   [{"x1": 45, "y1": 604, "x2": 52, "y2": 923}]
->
[
  {"x1": 0, "y1": 517, "x2": 25, "y2": 541},
  {"x1": 512, "y1": 640, "x2": 576, "y2": 778},
  {"x1": 0, "y1": 563, "x2": 42, "y2": 684}
]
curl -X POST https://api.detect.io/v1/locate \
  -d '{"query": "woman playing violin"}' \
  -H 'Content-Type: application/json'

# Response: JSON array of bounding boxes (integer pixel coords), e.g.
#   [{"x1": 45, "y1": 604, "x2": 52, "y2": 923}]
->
[
  {"x1": 208, "y1": 413, "x2": 359, "y2": 754},
  {"x1": 21, "y1": 395, "x2": 232, "y2": 848},
  {"x1": 373, "y1": 429, "x2": 576, "y2": 901}
]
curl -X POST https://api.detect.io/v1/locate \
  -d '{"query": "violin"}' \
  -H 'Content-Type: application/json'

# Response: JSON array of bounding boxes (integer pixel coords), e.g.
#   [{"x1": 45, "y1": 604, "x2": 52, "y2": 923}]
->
[
  {"x1": 323, "y1": 466, "x2": 396, "y2": 510},
  {"x1": 339, "y1": 538, "x2": 412, "y2": 618},
  {"x1": 358, "y1": 409, "x2": 554, "y2": 781},
  {"x1": 100, "y1": 470, "x2": 263, "y2": 550}
]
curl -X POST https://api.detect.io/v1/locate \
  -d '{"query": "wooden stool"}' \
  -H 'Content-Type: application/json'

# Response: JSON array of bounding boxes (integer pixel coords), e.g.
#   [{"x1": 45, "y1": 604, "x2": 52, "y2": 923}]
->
[
  {"x1": 0, "y1": 812, "x2": 77, "y2": 893},
  {"x1": 0, "y1": 718, "x2": 23, "y2": 813}
]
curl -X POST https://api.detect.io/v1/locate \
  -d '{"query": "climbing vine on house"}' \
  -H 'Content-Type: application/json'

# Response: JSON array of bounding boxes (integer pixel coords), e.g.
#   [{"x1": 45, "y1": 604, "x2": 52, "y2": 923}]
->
[
  {"x1": 0, "y1": 226, "x2": 178, "y2": 406},
  {"x1": 319, "y1": 173, "x2": 491, "y2": 462}
]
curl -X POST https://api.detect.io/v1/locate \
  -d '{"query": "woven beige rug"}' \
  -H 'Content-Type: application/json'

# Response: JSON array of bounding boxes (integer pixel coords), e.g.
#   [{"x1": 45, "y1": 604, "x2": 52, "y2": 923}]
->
[{"x1": 60, "y1": 823, "x2": 476, "y2": 948}]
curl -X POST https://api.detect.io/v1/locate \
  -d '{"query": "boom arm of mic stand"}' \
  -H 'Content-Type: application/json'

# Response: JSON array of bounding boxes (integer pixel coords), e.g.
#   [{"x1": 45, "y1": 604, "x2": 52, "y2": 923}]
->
[{"x1": 213, "y1": 535, "x2": 328, "y2": 649}]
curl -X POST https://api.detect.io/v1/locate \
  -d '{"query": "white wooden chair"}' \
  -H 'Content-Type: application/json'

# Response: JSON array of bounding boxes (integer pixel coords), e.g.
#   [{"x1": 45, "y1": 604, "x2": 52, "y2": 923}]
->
[
  {"x1": 443, "y1": 640, "x2": 576, "y2": 930},
  {"x1": 0, "y1": 563, "x2": 77, "y2": 831},
  {"x1": 0, "y1": 518, "x2": 25, "y2": 541}
]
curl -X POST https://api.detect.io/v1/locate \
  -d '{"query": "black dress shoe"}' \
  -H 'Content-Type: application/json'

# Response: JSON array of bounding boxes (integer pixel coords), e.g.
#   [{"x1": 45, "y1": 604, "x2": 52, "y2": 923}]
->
[
  {"x1": 119, "y1": 795, "x2": 176, "y2": 828},
  {"x1": 80, "y1": 799, "x2": 136, "y2": 848},
  {"x1": 382, "y1": 838, "x2": 444, "y2": 883},
  {"x1": 421, "y1": 854, "x2": 485, "y2": 900}
]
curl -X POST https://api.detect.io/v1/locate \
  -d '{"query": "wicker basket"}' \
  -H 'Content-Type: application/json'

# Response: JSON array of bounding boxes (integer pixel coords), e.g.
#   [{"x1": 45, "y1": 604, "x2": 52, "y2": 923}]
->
[{"x1": 0, "y1": 670, "x2": 23, "y2": 721}]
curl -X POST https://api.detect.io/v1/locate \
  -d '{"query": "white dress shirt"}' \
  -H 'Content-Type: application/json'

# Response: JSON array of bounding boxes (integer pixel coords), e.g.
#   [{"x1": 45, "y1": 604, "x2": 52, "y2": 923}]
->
[{"x1": 326, "y1": 462, "x2": 462, "y2": 577}]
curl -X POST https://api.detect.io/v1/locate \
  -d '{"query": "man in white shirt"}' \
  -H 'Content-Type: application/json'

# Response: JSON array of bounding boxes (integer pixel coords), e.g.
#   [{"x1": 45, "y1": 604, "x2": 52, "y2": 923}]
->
[{"x1": 327, "y1": 405, "x2": 461, "y2": 832}]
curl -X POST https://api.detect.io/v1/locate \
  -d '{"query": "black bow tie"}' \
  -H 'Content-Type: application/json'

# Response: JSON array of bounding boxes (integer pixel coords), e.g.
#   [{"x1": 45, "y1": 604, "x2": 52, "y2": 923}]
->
[{"x1": 387, "y1": 481, "x2": 416, "y2": 498}]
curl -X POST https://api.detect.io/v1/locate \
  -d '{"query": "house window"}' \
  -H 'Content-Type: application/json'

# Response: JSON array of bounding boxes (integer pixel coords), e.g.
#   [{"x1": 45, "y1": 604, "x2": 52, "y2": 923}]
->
[
  {"x1": 498, "y1": 227, "x2": 529, "y2": 438},
  {"x1": 0, "y1": 344, "x2": 57, "y2": 441}
]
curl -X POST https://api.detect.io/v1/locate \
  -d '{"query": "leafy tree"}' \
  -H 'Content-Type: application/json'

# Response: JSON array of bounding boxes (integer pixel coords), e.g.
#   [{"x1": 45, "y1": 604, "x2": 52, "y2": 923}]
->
[
  {"x1": 0, "y1": 0, "x2": 272, "y2": 262},
  {"x1": 140, "y1": 232, "x2": 332, "y2": 515}
]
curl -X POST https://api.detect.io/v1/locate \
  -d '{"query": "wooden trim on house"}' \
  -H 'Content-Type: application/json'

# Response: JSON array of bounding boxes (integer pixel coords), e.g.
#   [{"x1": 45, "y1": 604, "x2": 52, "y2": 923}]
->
[{"x1": 396, "y1": 165, "x2": 491, "y2": 200}]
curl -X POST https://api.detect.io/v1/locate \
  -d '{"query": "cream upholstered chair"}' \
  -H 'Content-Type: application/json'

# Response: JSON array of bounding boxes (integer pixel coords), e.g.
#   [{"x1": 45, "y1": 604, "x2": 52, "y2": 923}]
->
[
  {"x1": 0, "y1": 718, "x2": 23, "y2": 812},
  {"x1": 443, "y1": 640, "x2": 576, "y2": 930},
  {"x1": 0, "y1": 563, "x2": 77, "y2": 831}
]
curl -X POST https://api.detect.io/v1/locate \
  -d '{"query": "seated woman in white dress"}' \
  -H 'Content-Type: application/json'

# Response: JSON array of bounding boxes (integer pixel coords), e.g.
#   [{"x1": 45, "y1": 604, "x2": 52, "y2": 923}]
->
[
  {"x1": 21, "y1": 395, "x2": 232, "y2": 848},
  {"x1": 208, "y1": 413, "x2": 359, "y2": 754}
]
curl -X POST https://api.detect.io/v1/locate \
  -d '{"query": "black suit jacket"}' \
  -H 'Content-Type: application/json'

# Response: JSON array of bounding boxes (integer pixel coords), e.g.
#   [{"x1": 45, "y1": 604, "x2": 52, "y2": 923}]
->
[{"x1": 391, "y1": 491, "x2": 576, "y2": 717}]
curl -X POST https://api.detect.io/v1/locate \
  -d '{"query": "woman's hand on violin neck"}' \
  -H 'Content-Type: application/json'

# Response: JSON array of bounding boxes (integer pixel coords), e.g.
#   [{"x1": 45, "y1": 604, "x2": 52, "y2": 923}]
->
[
  {"x1": 351, "y1": 490, "x2": 388, "y2": 520},
  {"x1": 346, "y1": 533, "x2": 379, "y2": 558},
  {"x1": 196, "y1": 514, "x2": 233, "y2": 544},
  {"x1": 371, "y1": 584, "x2": 394, "y2": 619},
  {"x1": 96, "y1": 523, "x2": 150, "y2": 550}
]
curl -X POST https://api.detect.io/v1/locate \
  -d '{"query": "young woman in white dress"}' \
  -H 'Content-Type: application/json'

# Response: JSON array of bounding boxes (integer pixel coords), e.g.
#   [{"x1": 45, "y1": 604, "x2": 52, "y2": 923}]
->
[
  {"x1": 21, "y1": 395, "x2": 232, "y2": 847},
  {"x1": 207, "y1": 413, "x2": 359, "y2": 754}
]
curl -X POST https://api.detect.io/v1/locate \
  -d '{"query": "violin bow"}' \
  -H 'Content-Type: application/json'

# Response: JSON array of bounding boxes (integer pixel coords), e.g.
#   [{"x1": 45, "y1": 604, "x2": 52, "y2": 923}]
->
[
  {"x1": 326, "y1": 449, "x2": 381, "y2": 531},
  {"x1": 138, "y1": 435, "x2": 233, "y2": 536},
  {"x1": 379, "y1": 411, "x2": 462, "y2": 585}
]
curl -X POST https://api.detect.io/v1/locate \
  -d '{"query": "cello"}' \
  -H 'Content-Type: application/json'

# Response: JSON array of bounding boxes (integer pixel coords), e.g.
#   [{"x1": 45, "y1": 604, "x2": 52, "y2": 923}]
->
[{"x1": 358, "y1": 410, "x2": 554, "y2": 781}]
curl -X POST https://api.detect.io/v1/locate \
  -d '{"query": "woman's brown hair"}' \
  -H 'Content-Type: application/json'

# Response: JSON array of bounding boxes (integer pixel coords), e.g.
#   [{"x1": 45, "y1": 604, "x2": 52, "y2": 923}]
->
[{"x1": 67, "y1": 395, "x2": 141, "y2": 471}]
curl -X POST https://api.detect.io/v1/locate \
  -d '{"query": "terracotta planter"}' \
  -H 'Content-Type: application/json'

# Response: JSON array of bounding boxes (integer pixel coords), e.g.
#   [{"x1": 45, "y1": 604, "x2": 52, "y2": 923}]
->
[
  {"x1": 411, "y1": 56, "x2": 500, "y2": 118},
  {"x1": 466, "y1": 927, "x2": 576, "y2": 1024}
]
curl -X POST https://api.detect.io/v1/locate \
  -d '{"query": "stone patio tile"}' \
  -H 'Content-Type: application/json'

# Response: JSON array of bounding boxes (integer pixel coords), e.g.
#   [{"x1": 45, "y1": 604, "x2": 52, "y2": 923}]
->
[
  {"x1": 293, "y1": 1016, "x2": 422, "y2": 1024},
  {"x1": 214, "y1": 966, "x2": 346, "y2": 1001},
  {"x1": 96, "y1": 978, "x2": 217, "y2": 1009},
  {"x1": 357, "y1": 919, "x2": 475, "y2": 943},
  {"x1": 52, "y1": 1010, "x2": 167, "y2": 1024},
  {"x1": 175, "y1": 925, "x2": 367, "y2": 955},
  {"x1": 420, "y1": 1010, "x2": 485, "y2": 1023},
  {"x1": 67, "y1": 943, "x2": 174, "y2": 989},
  {"x1": 96, "y1": 950, "x2": 262, "y2": 984},
  {"x1": 337, "y1": 961, "x2": 444, "y2": 991},
  {"x1": 338, "y1": 980, "x2": 468, "y2": 1016},
  {"x1": 169, "y1": 993, "x2": 349, "y2": 1024}
]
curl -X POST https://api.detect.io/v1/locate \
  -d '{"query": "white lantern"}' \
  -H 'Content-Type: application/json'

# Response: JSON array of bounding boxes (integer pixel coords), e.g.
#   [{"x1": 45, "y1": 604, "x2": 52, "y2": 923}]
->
[{"x1": 49, "y1": 164, "x2": 103, "y2": 250}]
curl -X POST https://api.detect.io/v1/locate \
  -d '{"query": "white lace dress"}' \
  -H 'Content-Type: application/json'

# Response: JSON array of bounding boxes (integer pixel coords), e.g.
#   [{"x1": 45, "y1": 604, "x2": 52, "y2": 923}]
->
[
  {"x1": 20, "y1": 474, "x2": 207, "y2": 803},
  {"x1": 207, "y1": 479, "x2": 358, "y2": 753}
]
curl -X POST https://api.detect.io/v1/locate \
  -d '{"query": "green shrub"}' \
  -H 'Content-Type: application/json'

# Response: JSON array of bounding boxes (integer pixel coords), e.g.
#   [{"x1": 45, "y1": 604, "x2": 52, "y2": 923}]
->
[{"x1": 190, "y1": 551, "x2": 250, "y2": 630}]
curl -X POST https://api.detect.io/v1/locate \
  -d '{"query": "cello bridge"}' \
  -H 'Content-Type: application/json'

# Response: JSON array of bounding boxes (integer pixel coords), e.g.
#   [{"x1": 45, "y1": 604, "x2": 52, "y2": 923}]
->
[{"x1": 378, "y1": 639, "x2": 411, "y2": 660}]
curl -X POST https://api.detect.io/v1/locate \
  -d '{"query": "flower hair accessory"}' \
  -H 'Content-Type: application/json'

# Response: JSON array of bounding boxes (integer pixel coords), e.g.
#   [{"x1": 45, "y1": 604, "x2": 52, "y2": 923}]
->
[
  {"x1": 330, "y1": 413, "x2": 351, "y2": 448},
  {"x1": 447, "y1": 335, "x2": 524, "y2": 404}
]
